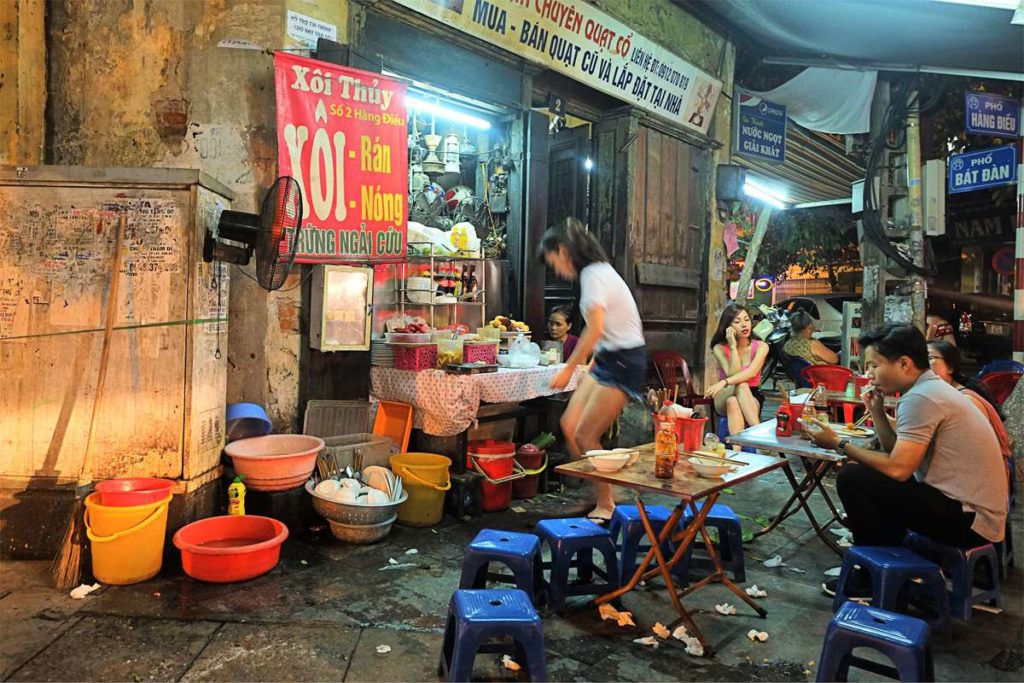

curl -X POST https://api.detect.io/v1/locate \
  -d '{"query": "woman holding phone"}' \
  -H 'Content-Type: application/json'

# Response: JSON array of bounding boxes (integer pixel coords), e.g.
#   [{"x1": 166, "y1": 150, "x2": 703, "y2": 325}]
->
[
  {"x1": 540, "y1": 218, "x2": 646, "y2": 523},
  {"x1": 704, "y1": 304, "x2": 769, "y2": 436}
]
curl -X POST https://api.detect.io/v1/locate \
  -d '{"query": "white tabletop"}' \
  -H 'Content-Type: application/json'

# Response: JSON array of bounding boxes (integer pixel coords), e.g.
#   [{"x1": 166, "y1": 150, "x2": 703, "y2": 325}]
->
[{"x1": 726, "y1": 419, "x2": 846, "y2": 463}]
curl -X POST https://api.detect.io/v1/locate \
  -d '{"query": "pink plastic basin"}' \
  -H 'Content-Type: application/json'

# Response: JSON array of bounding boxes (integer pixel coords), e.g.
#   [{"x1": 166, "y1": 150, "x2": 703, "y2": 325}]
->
[
  {"x1": 173, "y1": 515, "x2": 288, "y2": 583},
  {"x1": 224, "y1": 434, "x2": 325, "y2": 491},
  {"x1": 95, "y1": 478, "x2": 175, "y2": 506}
]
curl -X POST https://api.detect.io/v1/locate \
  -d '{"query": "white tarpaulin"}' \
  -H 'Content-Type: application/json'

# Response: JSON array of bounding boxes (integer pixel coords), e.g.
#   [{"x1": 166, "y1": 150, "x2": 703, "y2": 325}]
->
[{"x1": 750, "y1": 68, "x2": 877, "y2": 134}]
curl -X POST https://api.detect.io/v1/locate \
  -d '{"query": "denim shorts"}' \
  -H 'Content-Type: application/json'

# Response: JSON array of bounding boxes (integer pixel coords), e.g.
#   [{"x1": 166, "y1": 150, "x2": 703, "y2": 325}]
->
[{"x1": 590, "y1": 346, "x2": 647, "y2": 401}]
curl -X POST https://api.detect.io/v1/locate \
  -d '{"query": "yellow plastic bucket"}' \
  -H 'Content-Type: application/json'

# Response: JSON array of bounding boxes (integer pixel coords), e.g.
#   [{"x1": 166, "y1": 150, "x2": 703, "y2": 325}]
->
[
  {"x1": 389, "y1": 452, "x2": 451, "y2": 527},
  {"x1": 84, "y1": 492, "x2": 171, "y2": 585}
]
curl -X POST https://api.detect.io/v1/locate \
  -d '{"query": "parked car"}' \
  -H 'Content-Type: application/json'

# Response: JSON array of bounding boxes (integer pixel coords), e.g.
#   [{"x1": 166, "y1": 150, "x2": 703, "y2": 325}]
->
[{"x1": 776, "y1": 293, "x2": 860, "y2": 351}]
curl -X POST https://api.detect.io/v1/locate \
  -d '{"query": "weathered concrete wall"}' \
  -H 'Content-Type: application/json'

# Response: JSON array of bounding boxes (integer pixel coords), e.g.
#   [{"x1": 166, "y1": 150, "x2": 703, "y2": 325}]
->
[
  {"x1": 45, "y1": 0, "x2": 348, "y2": 432},
  {"x1": 599, "y1": 0, "x2": 727, "y2": 79},
  {"x1": 0, "y1": 0, "x2": 46, "y2": 164}
]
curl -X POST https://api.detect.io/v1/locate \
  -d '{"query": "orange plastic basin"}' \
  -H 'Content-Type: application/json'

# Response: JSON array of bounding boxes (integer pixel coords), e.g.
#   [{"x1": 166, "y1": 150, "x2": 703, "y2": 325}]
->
[
  {"x1": 224, "y1": 434, "x2": 324, "y2": 491},
  {"x1": 173, "y1": 515, "x2": 288, "y2": 583}
]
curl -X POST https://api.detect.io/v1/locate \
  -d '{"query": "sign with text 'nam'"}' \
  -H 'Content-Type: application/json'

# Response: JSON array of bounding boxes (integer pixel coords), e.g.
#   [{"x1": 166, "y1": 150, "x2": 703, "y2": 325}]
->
[{"x1": 392, "y1": 0, "x2": 722, "y2": 136}]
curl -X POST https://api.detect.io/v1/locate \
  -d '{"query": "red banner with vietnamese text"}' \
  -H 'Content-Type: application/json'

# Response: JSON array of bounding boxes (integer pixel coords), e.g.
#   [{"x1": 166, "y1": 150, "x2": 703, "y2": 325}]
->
[{"x1": 274, "y1": 53, "x2": 408, "y2": 262}]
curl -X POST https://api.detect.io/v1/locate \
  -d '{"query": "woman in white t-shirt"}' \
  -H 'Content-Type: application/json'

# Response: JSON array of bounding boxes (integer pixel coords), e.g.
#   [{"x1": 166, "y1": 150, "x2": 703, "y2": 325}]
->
[{"x1": 538, "y1": 218, "x2": 646, "y2": 523}]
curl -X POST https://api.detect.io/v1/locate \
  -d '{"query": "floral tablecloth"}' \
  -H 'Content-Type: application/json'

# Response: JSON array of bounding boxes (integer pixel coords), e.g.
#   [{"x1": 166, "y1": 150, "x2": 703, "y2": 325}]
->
[{"x1": 370, "y1": 364, "x2": 586, "y2": 436}]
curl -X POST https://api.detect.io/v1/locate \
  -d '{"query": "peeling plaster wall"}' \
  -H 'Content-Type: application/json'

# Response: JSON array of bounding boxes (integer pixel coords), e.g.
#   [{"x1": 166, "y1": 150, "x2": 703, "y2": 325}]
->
[
  {"x1": 46, "y1": 0, "x2": 349, "y2": 432},
  {"x1": 599, "y1": 0, "x2": 727, "y2": 78}
]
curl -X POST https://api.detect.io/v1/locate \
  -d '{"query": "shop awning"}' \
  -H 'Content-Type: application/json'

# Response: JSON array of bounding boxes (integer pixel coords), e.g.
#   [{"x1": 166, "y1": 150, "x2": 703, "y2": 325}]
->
[
  {"x1": 683, "y1": 0, "x2": 1024, "y2": 76},
  {"x1": 732, "y1": 124, "x2": 865, "y2": 206}
]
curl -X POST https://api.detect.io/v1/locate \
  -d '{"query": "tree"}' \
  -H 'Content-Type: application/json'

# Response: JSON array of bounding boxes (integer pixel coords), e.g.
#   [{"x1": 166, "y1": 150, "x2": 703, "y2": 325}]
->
[{"x1": 752, "y1": 206, "x2": 861, "y2": 290}]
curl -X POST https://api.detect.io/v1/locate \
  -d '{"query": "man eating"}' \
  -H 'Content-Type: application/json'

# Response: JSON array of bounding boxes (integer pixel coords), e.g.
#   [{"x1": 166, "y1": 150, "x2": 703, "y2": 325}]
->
[{"x1": 806, "y1": 323, "x2": 1007, "y2": 596}]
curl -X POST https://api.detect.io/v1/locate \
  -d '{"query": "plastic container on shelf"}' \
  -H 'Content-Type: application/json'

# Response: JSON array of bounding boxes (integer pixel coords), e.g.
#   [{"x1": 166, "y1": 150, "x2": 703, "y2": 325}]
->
[
  {"x1": 394, "y1": 344, "x2": 438, "y2": 371},
  {"x1": 463, "y1": 341, "x2": 498, "y2": 365}
]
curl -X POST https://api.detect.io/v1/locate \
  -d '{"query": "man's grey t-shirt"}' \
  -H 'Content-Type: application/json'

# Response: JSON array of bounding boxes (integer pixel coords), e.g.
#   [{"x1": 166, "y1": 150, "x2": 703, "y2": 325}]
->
[{"x1": 896, "y1": 370, "x2": 1007, "y2": 542}]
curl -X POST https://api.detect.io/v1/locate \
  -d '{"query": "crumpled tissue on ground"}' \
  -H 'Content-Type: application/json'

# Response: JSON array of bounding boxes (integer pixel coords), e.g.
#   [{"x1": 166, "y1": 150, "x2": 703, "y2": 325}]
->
[
  {"x1": 70, "y1": 583, "x2": 101, "y2": 599},
  {"x1": 633, "y1": 636, "x2": 660, "y2": 649},
  {"x1": 598, "y1": 603, "x2": 635, "y2": 627},
  {"x1": 714, "y1": 603, "x2": 737, "y2": 616},
  {"x1": 671, "y1": 625, "x2": 705, "y2": 656},
  {"x1": 745, "y1": 584, "x2": 768, "y2": 598},
  {"x1": 747, "y1": 629, "x2": 769, "y2": 642}
]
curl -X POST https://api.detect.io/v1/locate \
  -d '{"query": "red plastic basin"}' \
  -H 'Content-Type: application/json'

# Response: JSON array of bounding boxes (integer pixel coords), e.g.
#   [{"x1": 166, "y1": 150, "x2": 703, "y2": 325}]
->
[
  {"x1": 173, "y1": 515, "x2": 288, "y2": 583},
  {"x1": 95, "y1": 478, "x2": 175, "y2": 507}
]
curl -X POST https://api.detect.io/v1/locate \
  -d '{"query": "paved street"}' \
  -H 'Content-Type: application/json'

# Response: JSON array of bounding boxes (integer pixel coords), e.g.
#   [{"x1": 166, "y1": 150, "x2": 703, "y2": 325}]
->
[{"x1": 2, "y1": 459, "x2": 1021, "y2": 682}]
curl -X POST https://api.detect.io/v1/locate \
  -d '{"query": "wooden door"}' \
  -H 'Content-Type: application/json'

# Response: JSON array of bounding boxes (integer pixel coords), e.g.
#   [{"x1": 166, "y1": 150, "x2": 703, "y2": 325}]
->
[{"x1": 630, "y1": 125, "x2": 708, "y2": 364}]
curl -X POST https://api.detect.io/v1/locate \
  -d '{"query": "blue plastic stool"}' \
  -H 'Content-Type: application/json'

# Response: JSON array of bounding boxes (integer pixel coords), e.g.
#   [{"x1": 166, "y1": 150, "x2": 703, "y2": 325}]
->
[
  {"x1": 832, "y1": 546, "x2": 950, "y2": 637},
  {"x1": 439, "y1": 589, "x2": 547, "y2": 682},
  {"x1": 716, "y1": 416, "x2": 756, "y2": 453},
  {"x1": 676, "y1": 502, "x2": 746, "y2": 583},
  {"x1": 608, "y1": 505, "x2": 674, "y2": 579},
  {"x1": 534, "y1": 517, "x2": 620, "y2": 611},
  {"x1": 904, "y1": 532, "x2": 1003, "y2": 621},
  {"x1": 459, "y1": 529, "x2": 544, "y2": 606},
  {"x1": 816, "y1": 601, "x2": 934, "y2": 682}
]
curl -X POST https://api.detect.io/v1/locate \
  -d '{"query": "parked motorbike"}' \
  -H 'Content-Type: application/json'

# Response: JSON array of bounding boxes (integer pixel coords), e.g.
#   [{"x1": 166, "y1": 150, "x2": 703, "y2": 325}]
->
[{"x1": 754, "y1": 304, "x2": 794, "y2": 389}]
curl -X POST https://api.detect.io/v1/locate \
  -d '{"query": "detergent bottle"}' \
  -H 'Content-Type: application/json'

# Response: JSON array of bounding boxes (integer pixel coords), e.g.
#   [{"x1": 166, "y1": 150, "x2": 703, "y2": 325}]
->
[{"x1": 227, "y1": 475, "x2": 246, "y2": 516}]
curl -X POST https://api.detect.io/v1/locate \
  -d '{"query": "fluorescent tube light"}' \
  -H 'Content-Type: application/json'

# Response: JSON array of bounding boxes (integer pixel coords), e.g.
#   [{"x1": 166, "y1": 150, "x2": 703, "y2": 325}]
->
[
  {"x1": 406, "y1": 96, "x2": 491, "y2": 130},
  {"x1": 743, "y1": 181, "x2": 787, "y2": 209}
]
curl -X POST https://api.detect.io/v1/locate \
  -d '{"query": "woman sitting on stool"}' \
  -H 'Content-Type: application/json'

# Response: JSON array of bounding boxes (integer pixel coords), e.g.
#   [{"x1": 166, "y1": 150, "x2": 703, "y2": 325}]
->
[{"x1": 704, "y1": 304, "x2": 769, "y2": 437}]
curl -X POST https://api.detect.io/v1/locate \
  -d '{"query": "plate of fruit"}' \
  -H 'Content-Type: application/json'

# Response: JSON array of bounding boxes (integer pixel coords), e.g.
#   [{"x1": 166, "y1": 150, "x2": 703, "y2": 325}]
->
[
  {"x1": 385, "y1": 318, "x2": 433, "y2": 344},
  {"x1": 489, "y1": 316, "x2": 531, "y2": 336}
]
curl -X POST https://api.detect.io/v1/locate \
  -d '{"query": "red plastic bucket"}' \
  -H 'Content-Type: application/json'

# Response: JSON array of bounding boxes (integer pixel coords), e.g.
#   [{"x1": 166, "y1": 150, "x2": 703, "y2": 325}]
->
[
  {"x1": 95, "y1": 478, "x2": 175, "y2": 507},
  {"x1": 652, "y1": 415, "x2": 707, "y2": 452},
  {"x1": 512, "y1": 447, "x2": 546, "y2": 500},
  {"x1": 468, "y1": 440, "x2": 518, "y2": 512},
  {"x1": 678, "y1": 417, "x2": 707, "y2": 452}
]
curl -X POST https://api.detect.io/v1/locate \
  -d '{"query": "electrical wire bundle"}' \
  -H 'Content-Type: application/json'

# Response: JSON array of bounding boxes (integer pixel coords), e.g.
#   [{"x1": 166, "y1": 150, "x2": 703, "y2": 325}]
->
[{"x1": 861, "y1": 78, "x2": 940, "y2": 277}]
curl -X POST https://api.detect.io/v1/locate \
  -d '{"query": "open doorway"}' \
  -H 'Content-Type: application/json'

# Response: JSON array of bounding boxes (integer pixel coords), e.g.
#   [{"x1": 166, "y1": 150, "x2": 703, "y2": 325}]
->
[{"x1": 542, "y1": 114, "x2": 592, "y2": 322}]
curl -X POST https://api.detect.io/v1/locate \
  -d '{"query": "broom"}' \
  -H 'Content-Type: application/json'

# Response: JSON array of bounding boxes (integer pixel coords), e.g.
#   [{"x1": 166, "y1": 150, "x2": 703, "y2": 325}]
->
[{"x1": 52, "y1": 214, "x2": 127, "y2": 590}]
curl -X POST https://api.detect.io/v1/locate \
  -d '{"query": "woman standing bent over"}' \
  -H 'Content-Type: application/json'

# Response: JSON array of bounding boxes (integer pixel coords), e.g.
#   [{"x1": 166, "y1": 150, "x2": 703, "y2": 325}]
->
[{"x1": 539, "y1": 218, "x2": 646, "y2": 523}]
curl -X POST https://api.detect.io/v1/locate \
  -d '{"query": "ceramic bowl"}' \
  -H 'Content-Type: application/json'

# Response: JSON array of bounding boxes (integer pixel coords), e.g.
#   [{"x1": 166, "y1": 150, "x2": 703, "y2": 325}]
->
[
  {"x1": 688, "y1": 456, "x2": 735, "y2": 478},
  {"x1": 587, "y1": 450, "x2": 634, "y2": 473}
]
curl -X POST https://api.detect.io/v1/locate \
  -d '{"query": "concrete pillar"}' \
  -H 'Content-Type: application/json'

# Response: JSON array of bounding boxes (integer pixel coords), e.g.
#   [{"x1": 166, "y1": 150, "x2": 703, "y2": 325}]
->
[
  {"x1": 0, "y1": 0, "x2": 46, "y2": 164},
  {"x1": 702, "y1": 42, "x2": 736, "y2": 393}
]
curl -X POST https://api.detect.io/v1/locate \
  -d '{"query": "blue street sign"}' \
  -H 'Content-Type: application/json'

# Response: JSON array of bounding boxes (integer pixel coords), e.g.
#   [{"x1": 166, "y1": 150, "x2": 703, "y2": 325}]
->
[
  {"x1": 947, "y1": 144, "x2": 1018, "y2": 194},
  {"x1": 964, "y1": 92, "x2": 1020, "y2": 138},
  {"x1": 735, "y1": 92, "x2": 786, "y2": 164}
]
